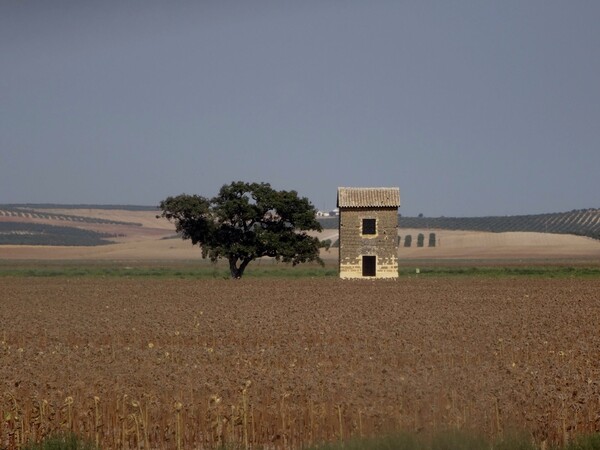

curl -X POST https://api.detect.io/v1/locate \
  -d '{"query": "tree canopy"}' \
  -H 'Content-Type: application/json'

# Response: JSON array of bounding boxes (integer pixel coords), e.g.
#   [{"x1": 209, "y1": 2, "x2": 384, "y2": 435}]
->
[{"x1": 158, "y1": 181, "x2": 327, "y2": 278}]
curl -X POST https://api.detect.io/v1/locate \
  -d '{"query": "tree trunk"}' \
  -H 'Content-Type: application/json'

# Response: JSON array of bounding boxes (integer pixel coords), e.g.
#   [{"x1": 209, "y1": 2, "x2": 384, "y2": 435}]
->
[{"x1": 228, "y1": 256, "x2": 252, "y2": 279}]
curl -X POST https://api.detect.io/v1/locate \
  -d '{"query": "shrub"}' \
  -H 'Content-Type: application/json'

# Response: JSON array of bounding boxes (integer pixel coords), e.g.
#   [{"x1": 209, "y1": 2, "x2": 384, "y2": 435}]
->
[{"x1": 429, "y1": 232, "x2": 436, "y2": 247}]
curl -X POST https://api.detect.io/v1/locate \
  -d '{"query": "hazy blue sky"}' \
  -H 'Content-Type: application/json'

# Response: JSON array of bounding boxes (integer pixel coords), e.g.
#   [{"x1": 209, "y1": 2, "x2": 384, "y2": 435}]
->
[{"x1": 2, "y1": 1, "x2": 599, "y2": 216}]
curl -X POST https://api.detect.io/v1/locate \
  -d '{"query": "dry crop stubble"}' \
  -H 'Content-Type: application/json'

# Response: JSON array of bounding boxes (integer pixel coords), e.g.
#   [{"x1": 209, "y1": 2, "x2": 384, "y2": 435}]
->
[{"x1": 1, "y1": 277, "x2": 600, "y2": 449}]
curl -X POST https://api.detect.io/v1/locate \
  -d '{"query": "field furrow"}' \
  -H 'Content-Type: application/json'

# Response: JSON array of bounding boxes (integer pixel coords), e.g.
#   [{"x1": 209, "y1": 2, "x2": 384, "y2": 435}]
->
[{"x1": 1, "y1": 278, "x2": 600, "y2": 449}]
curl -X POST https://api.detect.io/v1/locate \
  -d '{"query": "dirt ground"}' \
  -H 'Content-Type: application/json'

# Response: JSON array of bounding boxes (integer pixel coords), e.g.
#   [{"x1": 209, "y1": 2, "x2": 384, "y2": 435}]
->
[{"x1": 2, "y1": 277, "x2": 600, "y2": 449}]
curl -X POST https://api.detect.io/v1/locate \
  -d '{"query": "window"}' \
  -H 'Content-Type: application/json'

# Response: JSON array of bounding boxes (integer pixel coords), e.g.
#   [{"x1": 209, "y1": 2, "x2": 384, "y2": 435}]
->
[
  {"x1": 362, "y1": 218, "x2": 376, "y2": 235},
  {"x1": 362, "y1": 256, "x2": 376, "y2": 277}
]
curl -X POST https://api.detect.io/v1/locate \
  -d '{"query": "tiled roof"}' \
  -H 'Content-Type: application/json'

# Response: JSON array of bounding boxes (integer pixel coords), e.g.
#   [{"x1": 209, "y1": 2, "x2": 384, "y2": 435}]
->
[{"x1": 337, "y1": 187, "x2": 400, "y2": 208}]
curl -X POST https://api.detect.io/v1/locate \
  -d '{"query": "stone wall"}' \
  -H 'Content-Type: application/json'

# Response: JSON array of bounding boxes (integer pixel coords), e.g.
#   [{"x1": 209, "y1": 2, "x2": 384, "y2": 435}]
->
[{"x1": 339, "y1": 207, "x2": 398, "y2": 278}]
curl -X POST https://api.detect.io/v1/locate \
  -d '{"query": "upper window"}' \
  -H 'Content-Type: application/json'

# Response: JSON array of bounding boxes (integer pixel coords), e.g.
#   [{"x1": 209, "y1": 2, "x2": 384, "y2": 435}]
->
[{"x1": 362, "y1": 218, "x2": 376, "y2": 235}]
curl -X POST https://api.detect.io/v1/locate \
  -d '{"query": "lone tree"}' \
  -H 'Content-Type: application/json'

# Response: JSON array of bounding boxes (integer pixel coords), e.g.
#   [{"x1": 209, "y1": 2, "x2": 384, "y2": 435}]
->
[{"x1": 158, "y1": 181, "x2": 327, "y2": 278}]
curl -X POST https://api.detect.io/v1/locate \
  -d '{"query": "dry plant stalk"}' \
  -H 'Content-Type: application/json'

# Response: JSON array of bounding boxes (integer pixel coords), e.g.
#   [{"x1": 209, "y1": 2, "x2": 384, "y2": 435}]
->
[
  {"x1": 173, "y1": 401, "x2": 183, "y2": 450},
  {"x1": 93, "y1": 396, "x2": 101, "y2": 448},
  {"x1": 337, "y1": 405, "x2": 343, "y2": 442},
  {"x1": 3, "y1": 278, "x2": 600, "y2": 449}
]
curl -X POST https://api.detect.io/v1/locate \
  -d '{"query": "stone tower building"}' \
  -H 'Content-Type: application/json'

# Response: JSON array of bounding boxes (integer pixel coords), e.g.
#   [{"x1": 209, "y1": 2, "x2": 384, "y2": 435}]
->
[{"x1": 337, "y1": 187, "x2": 400, "y2": 279}]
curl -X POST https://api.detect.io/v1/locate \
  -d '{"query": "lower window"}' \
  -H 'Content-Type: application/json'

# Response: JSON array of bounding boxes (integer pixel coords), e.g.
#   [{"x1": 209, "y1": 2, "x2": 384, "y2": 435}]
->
[{"x1": 362, "y1": 255, "x2": 376, "y2": 277}]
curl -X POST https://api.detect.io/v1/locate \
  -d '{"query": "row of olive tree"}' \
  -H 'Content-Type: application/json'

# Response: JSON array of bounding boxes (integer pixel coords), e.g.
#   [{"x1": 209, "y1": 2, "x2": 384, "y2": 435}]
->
[
  {"x1": 399, "y1": 233, "x2": 436, "y2": 247},
  {"x1": 158, "y1": 181, "x2": 327, "y2": 279}
]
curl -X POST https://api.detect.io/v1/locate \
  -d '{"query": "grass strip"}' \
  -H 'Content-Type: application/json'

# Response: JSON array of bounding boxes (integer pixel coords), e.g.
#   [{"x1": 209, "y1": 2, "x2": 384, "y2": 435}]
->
[
  {"x1": 22, "y1": 433, "x2": 97, "y2": 450},
  {"x1": 0, "y1": 264, "x2": 339, "y2": 279},
  {"x1": 306, "y1": 430, "x2": 600, "y2": 450},
  {"x1": 1, "y1": 263, "x2": 599, "y2": 279}
]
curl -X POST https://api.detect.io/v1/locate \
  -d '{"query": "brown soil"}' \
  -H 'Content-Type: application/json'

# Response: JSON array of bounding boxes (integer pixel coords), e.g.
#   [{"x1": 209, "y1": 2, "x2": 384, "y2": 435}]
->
[{"x1": 1, "y1": 277, "x2": 599, "y2": 448}]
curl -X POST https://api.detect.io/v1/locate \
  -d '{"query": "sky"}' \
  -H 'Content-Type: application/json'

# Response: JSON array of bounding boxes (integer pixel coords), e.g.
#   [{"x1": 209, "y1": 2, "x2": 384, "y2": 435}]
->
[{"x1": 1, "y1": 1, "x2": 599, "y2": 217}]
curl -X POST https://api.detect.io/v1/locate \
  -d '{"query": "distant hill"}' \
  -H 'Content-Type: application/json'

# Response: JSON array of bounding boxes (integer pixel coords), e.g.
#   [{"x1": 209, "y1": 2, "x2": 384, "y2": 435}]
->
[
  {"x1": 2, "y1": 205, "x2": 600, "y2": 247},
  {"x1": 319, "y1": 208, "x2": 600, "y2": 240},
  {"x1": 1, "y1": 203, "x2": 156, "y2": 211},
  {"x1": 0, "y1": 205, "x2": 144, "y2": 226},
  {"x1": 0, "y1": 222, "x2": 117, "y2": 246},
  {"x1": 0, "y1": 204, "x2": 160, "y2": 246}
]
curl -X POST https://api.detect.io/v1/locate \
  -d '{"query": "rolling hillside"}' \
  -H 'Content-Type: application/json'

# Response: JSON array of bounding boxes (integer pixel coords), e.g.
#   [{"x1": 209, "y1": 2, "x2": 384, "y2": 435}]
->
[
  {"x1": 319, "y1": 208, "x2": 600, "y2": 240},
  {"x1": 0, "y1": 205, "x2": 161, "y2": 246},
  {"x1": 1, "y1": 205, "x2": 600, "y2": 263}
]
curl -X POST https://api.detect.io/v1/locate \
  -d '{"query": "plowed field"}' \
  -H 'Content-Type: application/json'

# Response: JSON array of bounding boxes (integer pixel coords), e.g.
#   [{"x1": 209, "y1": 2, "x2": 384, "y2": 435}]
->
[{"x1": 1, "y1": 277, "x2": 600, "y2": 449}]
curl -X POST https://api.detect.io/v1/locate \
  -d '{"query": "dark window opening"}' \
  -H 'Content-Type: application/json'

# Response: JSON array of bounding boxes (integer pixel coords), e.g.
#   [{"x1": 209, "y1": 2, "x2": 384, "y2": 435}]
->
[
  {"x1": 362, "y1": 218, "x2": 376, "y2": 235},
  {"x1": 362, "y1": 256, "x2": 376, "y2": 277}
]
